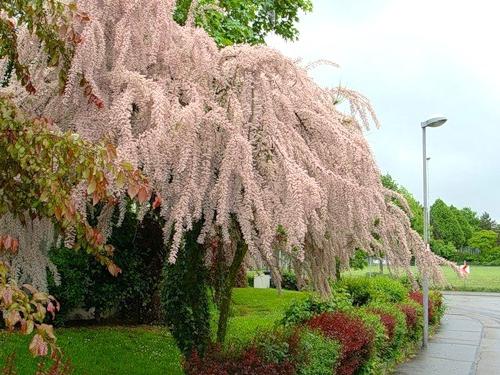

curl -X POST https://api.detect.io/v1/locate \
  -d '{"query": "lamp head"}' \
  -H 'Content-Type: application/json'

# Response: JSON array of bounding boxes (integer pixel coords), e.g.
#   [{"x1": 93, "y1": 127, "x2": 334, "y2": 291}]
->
[{"x1": 421, "y1": 117, "x2": 447, "y2": 128}]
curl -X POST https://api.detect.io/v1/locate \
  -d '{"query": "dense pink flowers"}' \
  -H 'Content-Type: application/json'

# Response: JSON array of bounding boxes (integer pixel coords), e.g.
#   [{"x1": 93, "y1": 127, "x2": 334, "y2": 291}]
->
[{"x1": 0, "y1": 0, "x2": 453, "y2": 293}]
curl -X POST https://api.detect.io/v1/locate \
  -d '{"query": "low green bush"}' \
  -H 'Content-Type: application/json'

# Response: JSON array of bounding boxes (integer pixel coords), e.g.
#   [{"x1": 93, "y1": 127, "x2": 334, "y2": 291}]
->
[
  {"x1": 366, "y1": 302, "x2": 407, "y2": 363},
  {"x1": 281, "y1": 290, "x2": 352, "y2": 327},
  {"x1": 297, "y1": 329, "x2": 341, "y2": 375},
  {"x1": 333, "y1": 275, "x2": 409, "y2": 307}
]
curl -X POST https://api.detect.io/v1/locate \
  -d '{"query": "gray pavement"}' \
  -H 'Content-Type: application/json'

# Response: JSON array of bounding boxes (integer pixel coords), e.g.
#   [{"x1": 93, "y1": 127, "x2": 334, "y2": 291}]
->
[{"x1": 396, "y1": 292, "x2": 500, "y2": 375}]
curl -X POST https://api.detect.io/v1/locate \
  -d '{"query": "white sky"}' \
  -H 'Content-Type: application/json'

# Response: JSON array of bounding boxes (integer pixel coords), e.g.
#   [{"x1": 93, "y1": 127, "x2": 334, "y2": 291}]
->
[{"x1": 267, "y1": 0, "x2": 500, "y2": 221}]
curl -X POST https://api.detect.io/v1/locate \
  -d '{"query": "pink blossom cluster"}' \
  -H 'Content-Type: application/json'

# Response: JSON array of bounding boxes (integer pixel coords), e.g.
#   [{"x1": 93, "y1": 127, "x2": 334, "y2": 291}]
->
[{"x1": 0, "y1": 0, "x2": 456, "y2": 294}]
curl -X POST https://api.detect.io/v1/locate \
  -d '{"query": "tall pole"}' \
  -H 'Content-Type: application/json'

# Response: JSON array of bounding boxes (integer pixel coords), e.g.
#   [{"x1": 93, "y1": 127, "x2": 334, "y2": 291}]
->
[{"x1": 422, "y1": 126, "x2": 430, "y2": 348}]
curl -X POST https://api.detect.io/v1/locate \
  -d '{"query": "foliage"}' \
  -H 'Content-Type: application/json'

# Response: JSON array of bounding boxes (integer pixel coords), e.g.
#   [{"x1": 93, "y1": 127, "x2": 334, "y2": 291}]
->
[
  {"x1": 49, "y1": 207, "x2": 166, "y2": 325},
  {"x1": 0, "y1": 0, "x2": 77, "y2": 93},
  {"x1": 281, "y1": 270, "x2": 299, "y2": 291},
  {"x1": 381, "y1": 174, "x2": 423, "y2": 235},
  {"x1": 408, "y1": 290, "x2": 439, "y2": 324},
  {"x1": 174, "y1": 0, "x2": 313, "y2": 46},
  {"x1": 3, "y1": 0, "x2": 448, "y2": 301},
  {"x1": 183, "y1": 343, "x2": 296, "y2": 375},
  {"x1": 307, "y1": 312, "x2": 375, "y2": 375},
  {"x1": 0, "y1": 260, "x2": 59, "y2": 357},
  {"x1": 468, "y1": 230, "x2": 498, "y2": 253},
  {"x1": 479, "y1": 212, "x2": 497, "y2": 231},
  {"x1": 296, "y1": 329, "x2": 341, "y2": 375},
  {"x1": 398, "y1": 301, "x2": 422, "y2": 342},
  {"x1": 430, "y1": 199, "x2": 466, "y2": 249},
  {"x1": 460, "y1": 208, "x2": 481, "y2": 231},
  {"x1": 349, "y1": 249, "x2": 368, "y2": 270},
  {"x1": 430, "y1": 239, "x2": 457, "y2": 259},
  {"x1": 450, "y1": 206, "x2": 473, "y2": 242},
  {"x1": 367, "y1": 302, "x2": 407, "y2": 362},
  {"x1": 333, "y1": 276, "x2": 409, "y2": 306},
  {"x1": 280, "y1": 292, "x2": 352, "y2": 327},
  {"x1": 0, "y1": 97, "x2": 148, "y2": 276},
  {"x1": 161, "y1": 223, "x2": 210, "y2": 357}
]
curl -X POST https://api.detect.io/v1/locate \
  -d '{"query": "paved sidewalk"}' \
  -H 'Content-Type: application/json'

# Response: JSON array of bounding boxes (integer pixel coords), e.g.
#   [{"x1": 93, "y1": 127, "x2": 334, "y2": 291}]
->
[{"x1": 396, "y1": 292, "x2": 500, "y2": 375}]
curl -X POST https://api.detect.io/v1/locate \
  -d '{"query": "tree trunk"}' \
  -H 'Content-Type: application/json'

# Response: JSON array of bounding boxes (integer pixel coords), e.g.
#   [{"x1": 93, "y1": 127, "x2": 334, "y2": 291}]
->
[
  {"x1": 216, "y1": 228, "x2": 248, "y2": 344},
  {"x1": 335, "y1": 256, "x2": 341, "y2": 281}
]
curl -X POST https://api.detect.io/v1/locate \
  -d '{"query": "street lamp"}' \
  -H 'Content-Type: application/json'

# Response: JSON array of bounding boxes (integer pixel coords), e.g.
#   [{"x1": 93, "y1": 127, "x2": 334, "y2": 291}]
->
[{"x1": 421, "y1": 116, "x2": 447, "y2": 348}]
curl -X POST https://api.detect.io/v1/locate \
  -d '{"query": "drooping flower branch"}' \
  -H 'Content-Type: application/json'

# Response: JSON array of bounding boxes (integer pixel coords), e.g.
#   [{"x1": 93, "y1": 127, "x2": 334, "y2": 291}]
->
[{"x1": 2, "y1": 0, "x2": 455, "y2": 299}]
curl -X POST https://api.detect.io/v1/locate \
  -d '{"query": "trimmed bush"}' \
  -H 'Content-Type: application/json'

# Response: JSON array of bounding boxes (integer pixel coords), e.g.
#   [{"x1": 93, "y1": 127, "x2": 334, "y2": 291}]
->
[
  {"x1": 367, "y1": 302, "x2": 407, "y2": 363},
  {"x1": 409, "y1": 290, "x2": 437, "y2": 324},
  {"x1": 281, "y1": 291, "x2": 352, "y2": 327},
  {"x1": 307, "y1": 312, "x2": 375, "y2": 375},
  {"x1": 297, "y1": 329, "x2": 341, "y2": 375},
  {"x1": 334, "y1": 276, "x2": 409, "y2": 307},
  {"x1": 398, "y1": 300, "x2": 423, "y2": 342},
  {"x1": 184, "y1": 345, "x2": 296, "y2": 375}
]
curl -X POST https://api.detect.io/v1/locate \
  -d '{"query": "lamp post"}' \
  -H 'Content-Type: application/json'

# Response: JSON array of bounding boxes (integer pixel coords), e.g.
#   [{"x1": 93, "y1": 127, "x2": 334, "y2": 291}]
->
[{"x1": 421, "y1": 116, "x2": 447, "y2": 348}]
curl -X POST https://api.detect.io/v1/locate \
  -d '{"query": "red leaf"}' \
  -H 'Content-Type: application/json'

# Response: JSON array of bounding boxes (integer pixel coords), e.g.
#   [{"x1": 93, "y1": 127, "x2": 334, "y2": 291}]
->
[
  {"x1": 137, "y1": 186, "x2": 149, "y2": 204},
  {"x1": 127, "y1": 184, "x2": 139, "y2": 199},
  {"x1": 107, "y1": 263, "x2": 122, "y2": 277}
]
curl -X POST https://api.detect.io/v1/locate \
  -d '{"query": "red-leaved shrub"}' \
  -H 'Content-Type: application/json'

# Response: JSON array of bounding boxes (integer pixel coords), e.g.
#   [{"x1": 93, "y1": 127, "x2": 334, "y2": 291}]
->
[
  {"x1": 184, "y1": 345, "x2": 295, "y2": 375},
  {"x1": 307, "y1": 312, "x2": 374, "y2": 375},
  {"x1": 399, "y1": 304, "x2": 418, "y2": 331},
  {"x1": 409, "y1": 291, "x2": 434, "y2": 322},
  {"x1": 370, "y1": 309, "x2": 397, "y2": 342}
]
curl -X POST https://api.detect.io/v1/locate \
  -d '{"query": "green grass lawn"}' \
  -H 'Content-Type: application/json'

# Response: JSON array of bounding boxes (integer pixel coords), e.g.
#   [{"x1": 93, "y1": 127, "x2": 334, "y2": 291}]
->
[
  {"x1": 0, "y1": 288, "x2": 308, "y2": 374},
  {"x1": 344, "y1": 265, "x2": 500, "y2": 292}
]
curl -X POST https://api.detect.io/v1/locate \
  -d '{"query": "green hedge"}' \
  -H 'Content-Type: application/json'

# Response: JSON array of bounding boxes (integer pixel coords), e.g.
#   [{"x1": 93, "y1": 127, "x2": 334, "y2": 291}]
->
[{"x1": 203, "y1": 276, "x2": 440, "y2": 374}]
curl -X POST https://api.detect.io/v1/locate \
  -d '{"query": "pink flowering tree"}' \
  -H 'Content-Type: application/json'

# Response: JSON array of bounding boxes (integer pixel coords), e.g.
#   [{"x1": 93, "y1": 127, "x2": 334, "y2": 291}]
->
[{"x1": 2, "y1": 0, "x2": 457, "y2": 345}]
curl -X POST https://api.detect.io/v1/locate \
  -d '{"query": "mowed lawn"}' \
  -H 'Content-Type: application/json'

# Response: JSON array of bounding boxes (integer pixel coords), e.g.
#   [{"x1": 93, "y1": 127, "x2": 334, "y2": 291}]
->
[
  {"x1": 344, "y1": 265, "x2": 500, "y2": 292},
  {"x1": 0, "y1": 288, "x2": 308, "y2": 374}
]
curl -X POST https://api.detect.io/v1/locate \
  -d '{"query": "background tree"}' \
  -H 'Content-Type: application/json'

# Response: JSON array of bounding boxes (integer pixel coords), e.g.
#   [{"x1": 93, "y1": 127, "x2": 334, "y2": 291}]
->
[
  {"x1": 430, "y1": 199, "x2": 466, "y2": 249},
  {"x1": 450, "y1": 205, "x2": 473, "y2": 243},
  {"x1": 460, "y1": 207, "x2": 481, "y2": 231},
  {"x1": 174, "y1": 0, "x2": 313, "y2": 46},
  {"x1": 468, "y1": 230, "x2": 498, "y2": 253},
  {"x1": 479, "y1": 212, "x2": 497, "y2": 231},
  {"x1": 381, "y1": 174, "x2": 424, "y2": 236}
]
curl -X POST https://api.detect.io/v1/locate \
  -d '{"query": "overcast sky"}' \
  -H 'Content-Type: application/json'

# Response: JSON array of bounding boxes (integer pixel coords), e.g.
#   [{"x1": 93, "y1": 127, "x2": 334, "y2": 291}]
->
[{"x1": 267, "y1": 0, "x2": 499, "y2": 221}]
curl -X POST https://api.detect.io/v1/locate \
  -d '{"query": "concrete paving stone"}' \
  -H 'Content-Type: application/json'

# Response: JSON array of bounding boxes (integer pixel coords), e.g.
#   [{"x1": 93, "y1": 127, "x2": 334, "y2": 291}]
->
[
  {"x1": 397, "y1": 356, "x2": 473, "y2": 375},
  {"x1": 478, "y1": 350, "x2": 500, "y2": 367},
  {"x1": 476, "y1": 363, "x2": 500, "y2": 375},
  {"x1": 481, "y1": 338, "x2": 500, "y2": 351},
  {"x1": 483, "y1": 328, "x2": 500, "y2": 340},
  {"x1": 424, "y1": 342, "x2": 477, "y2": 362},
  {"x1": 433, "y1": 329, "x2": 482, "y2": 344}
]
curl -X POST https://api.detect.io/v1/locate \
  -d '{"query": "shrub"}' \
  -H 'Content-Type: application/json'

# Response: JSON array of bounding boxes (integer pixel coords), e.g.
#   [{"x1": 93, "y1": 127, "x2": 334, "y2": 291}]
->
[
  {"x1": 430, "y1": 290, "x2": 445, "y2": 323},
  {"x1": 349, "y1": 249, "x2": 368, "y2": 270},
  {"x1": 307, "y1": 312, "x2": 374, "y2": 375},
  {"x1": 409, "y1": 290, "x2": 437, "y2": 324},
  {"x1": 253, "y1": 328, "x2": 300, "y2": 365},
  {"x1": 333, "y1": 276, "x2": 408, "y2": 306},
  {"x1": 281, "y1": 291, "x2": 352, "y2": 327},
  {"x1": 184, "y1": 343, "x2": 296, "y2": 375},
  {"x1": 49, "y1": 207, "x2": 166, "y2": 325},
  {"x1": 367, "y1": 302, "x2": 407, "y2": 362},
  {"x1": 297, "y1": 329, "x2": 341, "y2": 375},
  {"x1": 398, "y1": 300, "x2": 423, "y2": 342},
  {"x1": 282, "y1": 270, "x2": 299, "y2": 291}
]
